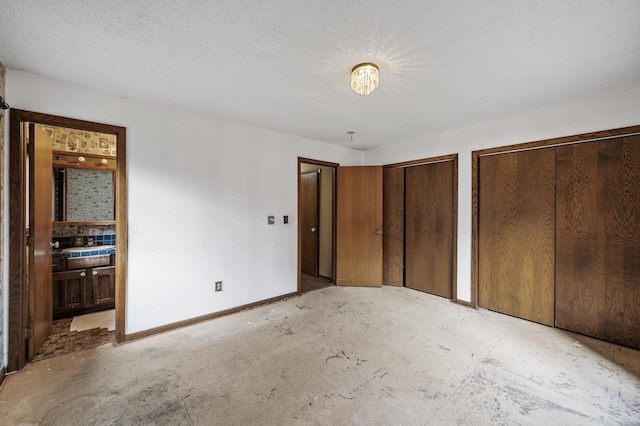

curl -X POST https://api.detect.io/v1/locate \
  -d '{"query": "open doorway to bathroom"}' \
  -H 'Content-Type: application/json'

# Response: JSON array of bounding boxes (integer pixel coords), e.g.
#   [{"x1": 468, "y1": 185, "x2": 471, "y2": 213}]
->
[
  {"x1": 298, "y1": 158, "x2": 337, "y2": 293},
  {"x1": 7, "y1": 110, "x2": 127, "y2": 372}
]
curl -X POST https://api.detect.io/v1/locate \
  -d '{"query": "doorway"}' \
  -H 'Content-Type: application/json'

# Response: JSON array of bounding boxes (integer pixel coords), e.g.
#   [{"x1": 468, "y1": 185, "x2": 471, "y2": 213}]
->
[
  {"x1": 8, "y1": 109, "x2": 127, "y2": 372},
  {"x1": 298, "y1": 158, "x2": 337, "y2": 293}
]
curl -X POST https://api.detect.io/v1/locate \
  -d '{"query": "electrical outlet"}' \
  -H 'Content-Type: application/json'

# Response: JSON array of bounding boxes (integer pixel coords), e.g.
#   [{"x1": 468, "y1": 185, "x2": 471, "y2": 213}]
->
[{"x1": 215, "y1": 281, "x2": 223, "y2": 292}]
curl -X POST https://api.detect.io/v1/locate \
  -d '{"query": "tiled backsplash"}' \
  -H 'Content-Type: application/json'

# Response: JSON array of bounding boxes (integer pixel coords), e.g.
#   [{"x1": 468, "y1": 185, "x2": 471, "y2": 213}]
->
[{"x1": 53, "y1": 224, "x2": 115, "y2": 248}]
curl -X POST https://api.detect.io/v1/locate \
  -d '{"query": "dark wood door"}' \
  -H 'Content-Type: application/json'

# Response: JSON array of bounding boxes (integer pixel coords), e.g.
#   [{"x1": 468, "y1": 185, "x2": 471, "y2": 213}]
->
[
  {"x1": 301, "y1": 170, "x2": 320, "y2": 276},
  {"x1": 383, "y1": 167, "x2": 404, "y2": 286},
  {"x1": 28, "y1": 123, "x2": 53, "y2": 358},
  {"x1": 405, "y1": 161, "x2": 454, "y2": 298},
  {"x1": 336, "y1": 166, "x2": 383, "y2": 287},
  {"x1": 478, "y1": 148, "x2": 556, "y2": 326},
  {"x1": 556, "y1": 136, "x2": 640, "y2": 348}
]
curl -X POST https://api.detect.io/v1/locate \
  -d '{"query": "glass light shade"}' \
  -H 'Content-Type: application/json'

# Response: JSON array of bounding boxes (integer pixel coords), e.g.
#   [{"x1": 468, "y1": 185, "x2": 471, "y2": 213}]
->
[{"x1": 351, "y1": 63, "x2": 379, "y2": 96}]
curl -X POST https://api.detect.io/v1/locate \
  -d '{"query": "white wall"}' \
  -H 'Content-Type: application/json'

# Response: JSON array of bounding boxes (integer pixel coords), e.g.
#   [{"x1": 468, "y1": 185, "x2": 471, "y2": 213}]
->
[
  {"x1": 2, "y1": 70, "x2": 364, "y2": 343},
  {"x1": 365, "y1": 85, "x2": 640, "y2": 302}
]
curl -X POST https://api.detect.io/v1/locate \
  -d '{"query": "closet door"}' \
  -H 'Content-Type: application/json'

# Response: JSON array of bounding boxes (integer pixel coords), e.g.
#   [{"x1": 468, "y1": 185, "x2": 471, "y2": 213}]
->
[
  {"x1": 556, "y1": 136, "x2": 640, "y2": 348},
  {"x1": 555, "y1": 142, "x2": 607, "y2": 339},
  {"x1": 478, "y1": 148, "x2": 555, "y2": 326},
  {"x1": 603, "y1": 135, "x2": 640, "y2": 348},
  {"x1": 383, "y1": 167, "x2": 404, "y2": 286},
  {"x1": 405, "y1": 161, "x2": 454, "y2": 298}
]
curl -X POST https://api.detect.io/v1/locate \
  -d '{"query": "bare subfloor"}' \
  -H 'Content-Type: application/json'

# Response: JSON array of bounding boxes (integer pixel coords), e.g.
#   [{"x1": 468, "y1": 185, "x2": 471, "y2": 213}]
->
[{"x1": 1, "y1": 286, "x2": 639, "y2": 425}]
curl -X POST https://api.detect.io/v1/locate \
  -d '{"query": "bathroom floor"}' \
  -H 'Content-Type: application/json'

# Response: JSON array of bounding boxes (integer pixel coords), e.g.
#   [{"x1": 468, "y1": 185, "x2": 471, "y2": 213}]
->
[{"x1": 33, "y1": 313, "x2": 115, "y2": 362}]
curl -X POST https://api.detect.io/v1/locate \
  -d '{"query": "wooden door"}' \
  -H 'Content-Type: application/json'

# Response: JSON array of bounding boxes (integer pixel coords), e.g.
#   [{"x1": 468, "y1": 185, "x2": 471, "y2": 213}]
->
[
  {"x1": 405, "y1": 161, "x2": 454, "y2": 298},
  {"x1": 556, "y1": 136, "x2": 640, "y2": 348},
  {"x1": 383, "y1": 167, "x2": 404, "y2": 286},
  {"x1": 301, "y1": 170, "x2": 320, "y2": 276},
  {"x1": 336, "y1": 166, "x2": 383, "y2": 287},
  {"x1": 93, "y1": 266, "x2": 116, "y2": 305},
  {"x1": 28, "y1": 122, "x2": 53, "y2": 357},
  {"x1": 478, "y1": 148, "x2": 555, "y2": 326}
]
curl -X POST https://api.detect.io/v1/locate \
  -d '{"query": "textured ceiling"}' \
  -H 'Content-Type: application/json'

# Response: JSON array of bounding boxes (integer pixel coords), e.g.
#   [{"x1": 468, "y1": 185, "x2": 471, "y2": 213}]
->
[{"x1": 1, "y1": 1, "x2": 639, "y2": 150}]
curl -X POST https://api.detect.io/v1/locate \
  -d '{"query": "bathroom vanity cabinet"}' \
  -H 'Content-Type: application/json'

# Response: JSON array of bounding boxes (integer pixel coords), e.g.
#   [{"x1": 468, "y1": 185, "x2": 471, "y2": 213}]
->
[{"x1": 52, "y1": 254, "x2": 115, "y2": 319}]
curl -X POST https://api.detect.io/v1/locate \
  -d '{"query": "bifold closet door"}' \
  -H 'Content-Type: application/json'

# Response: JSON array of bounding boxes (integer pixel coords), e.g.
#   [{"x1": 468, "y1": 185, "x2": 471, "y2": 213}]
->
[
  {"x1": 383, "y1": 167, "x2": 404, "y2": 286},
  {"x1": 405, "y1": 161, "x2": 454, "y2": 298},
  {"x1": 556, "y1": 136, "x2": 640, "y2": 348},
  {"x1": 478, "y1": 148, "x2": 555, "y2": 326}
]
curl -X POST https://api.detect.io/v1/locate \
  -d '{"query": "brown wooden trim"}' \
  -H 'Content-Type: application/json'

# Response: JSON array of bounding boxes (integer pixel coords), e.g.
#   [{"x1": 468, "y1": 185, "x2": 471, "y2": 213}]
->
[
  {"x1": 452, "y1": 298, "x2": 473, "y2": 308},
  {"x1": 385, "y1": 154, "x2": 459, "y2": 301},
  {"x1": 298, "y1": 157, "x2": 340, "y2": 168},
  {"x1": 384, "y1": 153, "x2": 458, "y2": 169},
  {"x1": 451, "y1": 155, "x2": 459, "y2": 302},
  {"x1": 297, "y1": 157, "x2": 339, "y2": 294},
  {"x1": 475, "y1": 125, "x2": 640, "y2": 157},
  {"x1": 123, "y1": 292, "x2": 298, "y2": 342},
  {"x1": 8, "y1": 110, "x2": 27, "y2": 372},
  {"x1": 471, "y1": 150, "x2": 479, "y2": 308},
  {"x1": 470, "y1": 124, "x2": 640, "y2": 313},
  {"x1": 0, "y1": 367, "x2": 5, "y2": 386},
  {"x1": 7, "y1": 109, "x2": 127, "y2": 372}
]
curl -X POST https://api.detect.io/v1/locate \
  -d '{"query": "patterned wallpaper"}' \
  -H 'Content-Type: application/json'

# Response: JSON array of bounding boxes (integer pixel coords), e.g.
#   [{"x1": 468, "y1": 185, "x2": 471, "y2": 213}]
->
[{"x1": 66, "y1": 168, "x2": 115, "y2": 221}]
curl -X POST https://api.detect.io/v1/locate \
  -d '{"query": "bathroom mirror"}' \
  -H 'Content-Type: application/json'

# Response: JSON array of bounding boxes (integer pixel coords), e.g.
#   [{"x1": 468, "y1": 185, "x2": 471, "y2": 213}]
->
[{"x1": 54, "y1": 167, "x2": 115, "y2": 223}]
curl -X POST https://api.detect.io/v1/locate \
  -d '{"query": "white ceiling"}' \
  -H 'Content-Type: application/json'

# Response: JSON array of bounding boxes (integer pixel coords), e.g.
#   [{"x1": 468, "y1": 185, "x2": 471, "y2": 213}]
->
[{"x1": 1, "y1": 1, "x2": 639, "y2": 151}]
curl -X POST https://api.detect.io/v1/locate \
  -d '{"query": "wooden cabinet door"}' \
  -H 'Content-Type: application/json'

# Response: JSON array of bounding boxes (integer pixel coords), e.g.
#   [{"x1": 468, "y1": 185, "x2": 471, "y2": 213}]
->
[
  {"x1": 53, "y1": 270, "x2": 86, "y2": 311},
  {"x1": 336, "y1": 166, "x2": 383, "y2": 287},
  {"x1": 478, "y1": 148, "x2": 556, "y2": 326},
  {"x1": 93, "y1": 266, "x2": 116, "y2": 305},
  {"x1": 405, "y1": 161, "x2": 454, "y2": 298}
]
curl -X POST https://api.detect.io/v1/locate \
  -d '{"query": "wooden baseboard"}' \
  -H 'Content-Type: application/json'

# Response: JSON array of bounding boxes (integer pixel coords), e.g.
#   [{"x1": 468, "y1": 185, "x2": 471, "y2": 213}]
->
[
  {"x1": 123, "y1": 292, "x2": 298, "y2": 343},
  {"x1": 453, "y1": 298, "x2": 474, "y2": 308}
]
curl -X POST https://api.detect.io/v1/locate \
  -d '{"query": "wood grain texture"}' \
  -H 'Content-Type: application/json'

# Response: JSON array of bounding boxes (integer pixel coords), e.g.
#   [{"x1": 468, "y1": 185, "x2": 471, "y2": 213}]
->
[
  {"x1": 555, "y1": 143, "x2": 607, "y2": 339},
  {"x1": 478, "y1": 148, "x2": 555, "y2": 326},
  {"x1": 601, "y1": 136, "x2": 640, "y2": 349},
  {"x1": 301, "y1": 171, "x2": 319, "y2": 276},
  {"x1": 405, "y1": 161, "x2": 454, "y2": 298},
  {"x1": 336, "y1": 166, "x2": 383, "y2": 287},
  {"x1": 383, "y1": 167, "x2": 404, "y2": 286},
  {"x1": 30, "y1": 122, "x2": 53, "y2": 357}
]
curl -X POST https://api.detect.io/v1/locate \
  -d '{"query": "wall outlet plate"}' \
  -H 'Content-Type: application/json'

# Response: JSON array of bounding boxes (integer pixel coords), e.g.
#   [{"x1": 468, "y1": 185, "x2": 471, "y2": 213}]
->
[
  {"x1": 268, "y1": 215, "x2": 275, "y2": 225},
  {"x1": 215, "y1": 281, "x2": 222, "y2": 292}
]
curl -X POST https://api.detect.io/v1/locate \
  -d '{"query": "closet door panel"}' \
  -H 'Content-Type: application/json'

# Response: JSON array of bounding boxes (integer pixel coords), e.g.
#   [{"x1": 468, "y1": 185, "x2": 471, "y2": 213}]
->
[
  {"x1": 479, "y1": 148, "x2": 555, "y2": 326},
  {"x1": 555, "y1": 143, "x2": 607, "y2": 339},
  {"x1": 383, "y1": 167, "x2": 405, "y2": 286},
  {"x1": 602, "y1": 136, "x2": 640, "y2": 348},
  {"x1": 405, "y1": 161, "x2": 454, "y2": 298}
]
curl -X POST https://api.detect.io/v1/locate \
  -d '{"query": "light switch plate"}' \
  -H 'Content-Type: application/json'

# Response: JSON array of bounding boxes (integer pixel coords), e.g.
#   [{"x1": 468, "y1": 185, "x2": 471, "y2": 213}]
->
[
  {"x1": 268, "y1": 215, "x2": 275, "y2": 225},
  {"x1": 283, "y1": 215, "x2": 289, "y2": 224}
]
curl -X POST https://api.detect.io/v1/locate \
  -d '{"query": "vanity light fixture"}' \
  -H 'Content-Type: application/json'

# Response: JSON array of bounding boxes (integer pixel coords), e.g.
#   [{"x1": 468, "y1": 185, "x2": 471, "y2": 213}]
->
[{"x1": 350, "y1": 63, "x2": 379, "y2": 96}]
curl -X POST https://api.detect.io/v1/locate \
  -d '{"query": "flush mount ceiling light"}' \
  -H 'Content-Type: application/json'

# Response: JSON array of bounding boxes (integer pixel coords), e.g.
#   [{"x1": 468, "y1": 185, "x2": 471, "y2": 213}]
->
[{"x1": 350, "y1": 63, "x2": 379, "y2": 96}]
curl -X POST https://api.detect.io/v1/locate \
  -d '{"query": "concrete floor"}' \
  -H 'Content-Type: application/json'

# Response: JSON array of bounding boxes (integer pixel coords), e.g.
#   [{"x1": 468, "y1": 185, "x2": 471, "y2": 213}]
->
[{"x1": 1, "y1": 286, "x2": 639, "y2": 425}]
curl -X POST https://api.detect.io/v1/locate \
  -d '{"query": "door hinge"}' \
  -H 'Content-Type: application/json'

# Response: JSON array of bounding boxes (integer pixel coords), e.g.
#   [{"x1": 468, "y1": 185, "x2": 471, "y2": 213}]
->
[
  {"x1": 26, "y1": 234, "x2": 34, "y2": 246},
  {"x1": 25, "y1": 327, "x2": 34, "y2": 339}
]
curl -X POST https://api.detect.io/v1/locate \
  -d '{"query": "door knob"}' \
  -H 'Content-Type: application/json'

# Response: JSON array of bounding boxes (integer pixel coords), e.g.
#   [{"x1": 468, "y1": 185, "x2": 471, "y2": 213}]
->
[
  {"x1": 80, "y1": 272, "x2": 86, "y2": 277},
  {"x1": 311, "y1": 227, "x2": 317, "y2": 232},
  {"x1": 375, "y1": 230, "x2": 383, "y2": 235},
  {"x1": 93, "y1": 271, "x2": 98, "y2": 276},
  {"x1": 50, "y1": 241, "x2": 60, "y2": 249}
]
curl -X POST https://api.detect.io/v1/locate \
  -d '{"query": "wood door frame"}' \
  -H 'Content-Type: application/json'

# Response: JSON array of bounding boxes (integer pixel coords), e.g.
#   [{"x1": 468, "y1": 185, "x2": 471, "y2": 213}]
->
[
  {"x1": 8, "y1": 109, "x2": 127, "y2": 372},
  {"x1": 384, "y1": 154, "x2": 458, "y2": 301},
  {"x1": 297, "y1": 157, "x2": 338, "y2": 293},
  {"x1": 471, "y1": 124, "x2": 640, "y2": 309}
]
